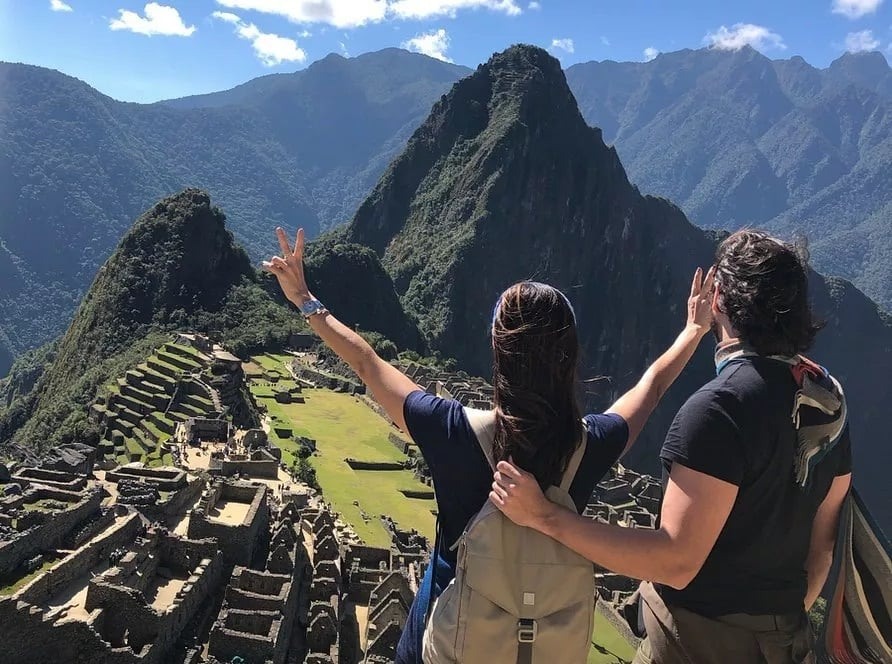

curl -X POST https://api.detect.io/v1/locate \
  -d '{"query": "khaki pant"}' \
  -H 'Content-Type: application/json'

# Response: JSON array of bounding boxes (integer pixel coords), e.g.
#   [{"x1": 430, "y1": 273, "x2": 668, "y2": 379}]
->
[{"x1": 632, "y1": 582, "x2": 815, "y2": 664}]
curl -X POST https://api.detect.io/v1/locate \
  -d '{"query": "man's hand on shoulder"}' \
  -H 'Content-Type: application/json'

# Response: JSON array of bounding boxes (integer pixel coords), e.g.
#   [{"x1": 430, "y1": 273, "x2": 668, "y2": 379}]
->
[{"x1": 490, "y1": 460, "x2": 562, "y2": 534}]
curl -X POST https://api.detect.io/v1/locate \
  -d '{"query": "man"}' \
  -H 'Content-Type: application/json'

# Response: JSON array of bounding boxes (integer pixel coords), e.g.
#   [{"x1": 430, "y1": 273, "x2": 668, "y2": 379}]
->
[{"x1": 491, "y1": 231, "x2": 852, "y2": 664}]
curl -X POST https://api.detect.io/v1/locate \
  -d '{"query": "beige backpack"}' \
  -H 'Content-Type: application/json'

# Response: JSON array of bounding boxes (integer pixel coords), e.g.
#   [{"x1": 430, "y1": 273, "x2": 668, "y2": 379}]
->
[{"x1": 422, "y1": 408, "x2": 595, "y2": 664}]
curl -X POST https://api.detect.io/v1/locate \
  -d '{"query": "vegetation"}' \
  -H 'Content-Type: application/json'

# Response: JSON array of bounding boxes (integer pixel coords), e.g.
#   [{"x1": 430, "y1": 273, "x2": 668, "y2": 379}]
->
[
  {"x1": 0, "y1": 52, "x2": 469, "y2": 375},
  {"x1": 0, "y1": 190, "x2": 305, "y2": 451},
  {"x1": 565, "y1": 48, "x2": 892, "y2": 310},
  {"x1": 251, "y1": 382, "x2": 435, "y2": 548},
  {"x1": 588, "y1": 610, "x2": 637, "y2": 664},
  {"x1": 0, "y1": 558, "x2": 57, "y2": 596},
  {"x1": 291, "y1": 456, "x2": 319, "y2": 491}
]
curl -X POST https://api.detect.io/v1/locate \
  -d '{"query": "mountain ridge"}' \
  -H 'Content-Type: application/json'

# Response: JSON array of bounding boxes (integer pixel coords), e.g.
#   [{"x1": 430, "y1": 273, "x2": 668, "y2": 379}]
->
[
  {"x1": 2, "y1": 45, "x2": 891, "y2": 378},
  {"x1": 0, "y1": 50, "x2": 468, "y2": 375},
  {"x1": 346, "y1": 44, "x2": 892, "y2": 529},
  {"x1": 566, "y1": 47, "x2": 892, "y2": 310}
]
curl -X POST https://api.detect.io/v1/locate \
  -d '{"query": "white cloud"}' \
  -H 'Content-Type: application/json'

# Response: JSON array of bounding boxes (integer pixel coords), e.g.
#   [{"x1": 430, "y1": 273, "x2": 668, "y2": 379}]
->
[
  {"x1": 704, "y1": 23, "x2": 786, "y2": 52},
  {"x1": 215, "y1": 0, "x2": 387, "y2": 28},
  {"x1": 402, "y1": 28, "x2": 453, "y2": 62},
  {"x1": 551, "y1": 37, "x2": 574, "y2": 54},
  {"x1": 50, "y1": 0, "x2": 73, "y2": 12},
  {"x1": 845, "y1": 29, "x2": 881, "y2": 52},
  {"x1": 832, "y1": 0, "x2": 883, "y2": 19},
  {"x1": 339, "y1": 40, "x2": 350, "y2": 56},
  {"x1": 214, "y1": 0, "x2": 521, "y2": 27},
  {"x1": 212, "y1": 11, "x2": 306, "y2": 66},
  {"x1": 389, "y1": 0, "x2": 522, "y2": 19},
  {"x1": 110, "y1": 3, "x2": 196, "y2": 36},
  {"x1": 643, "y1": 46, "x2": 659, "y2": 61},
  {"x1": 299, "y1": 29, "x2": 312, "y2": 38},
  {"x1": 528, "y1": 1, "x2": 540, "y2": 8},
  {"x1": 600, "y1": 35, "x2": 610, "y2": 46},
  {"x1": 211, "y1": 10, "x2": 241, "y2": 23}
]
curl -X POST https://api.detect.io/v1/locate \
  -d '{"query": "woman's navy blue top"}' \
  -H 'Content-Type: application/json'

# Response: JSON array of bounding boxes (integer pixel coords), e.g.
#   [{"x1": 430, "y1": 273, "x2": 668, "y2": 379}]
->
[{"x1": 395, "y1": 390, "x2": 629, "y2": 664}]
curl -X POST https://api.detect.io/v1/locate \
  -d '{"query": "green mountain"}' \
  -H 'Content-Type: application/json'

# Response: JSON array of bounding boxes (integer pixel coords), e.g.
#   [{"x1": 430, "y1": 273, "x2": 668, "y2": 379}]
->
[
  {"x1": 346, "y1": 45, "x2": 892, "y2": 530},
  {"x1": 565, "y1": 47, "x2": 892, "y2": 310},
  {"x1": 0, "y1": 50, "x2": 468, "y2": 376},
  {"x1": 0, "y1": 188, "x2": 421, "y2": 453},
  {"x1": 0, "y1": 190, "x2": 289, "y2": 450}
]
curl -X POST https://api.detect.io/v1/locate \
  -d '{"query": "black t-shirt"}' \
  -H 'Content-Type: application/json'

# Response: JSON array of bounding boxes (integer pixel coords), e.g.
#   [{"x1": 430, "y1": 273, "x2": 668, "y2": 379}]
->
[{"x1": 659, "y1": 356, "x2": 852, "y2": 617}]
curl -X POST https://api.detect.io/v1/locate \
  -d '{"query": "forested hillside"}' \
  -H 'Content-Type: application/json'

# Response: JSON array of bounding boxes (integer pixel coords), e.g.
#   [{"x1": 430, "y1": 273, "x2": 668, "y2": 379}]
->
[
  {"x1": 566, "y1": 47, "x2": 892, "y2": 310},
  {"x1": 0, "y1": 50, "x2": 468, "y2": 375}
]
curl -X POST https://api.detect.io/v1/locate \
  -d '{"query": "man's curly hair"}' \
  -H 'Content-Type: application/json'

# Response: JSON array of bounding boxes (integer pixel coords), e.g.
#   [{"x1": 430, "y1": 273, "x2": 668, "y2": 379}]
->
[{"x1": 714, "y1": 230, "x2": 822, "y2": 357}]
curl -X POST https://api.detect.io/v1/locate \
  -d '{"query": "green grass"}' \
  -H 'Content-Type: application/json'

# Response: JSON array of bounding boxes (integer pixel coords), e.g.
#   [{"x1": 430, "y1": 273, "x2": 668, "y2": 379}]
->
[
  {"x1": 143, "y1": 421, "x2": 170, "y2": 444},
  {"x1": 0, "y1": 558, "x2": 57, "y2": 596},
  {"x1": 255, "y1": 353, "x2": 292, "y2": 372},
  {"x1": 588, "y1": 610, "x2": 637, "y2": 664},
  {"x1": 22, "y1": 499, "x2": 63, "y2": 513},
  {"x1": 124, "y1": 438, "x2": 144, "y2": 457},
  {"x1": 252, "y1": 382, "x2": 434, "y2": 547},
  {"x1": 167, "y1": 343, "x2": 205, "y2": 360}
]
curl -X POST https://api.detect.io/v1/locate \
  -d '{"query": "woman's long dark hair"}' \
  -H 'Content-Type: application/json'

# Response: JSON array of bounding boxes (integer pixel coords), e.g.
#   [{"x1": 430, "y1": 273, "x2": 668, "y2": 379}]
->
[{"x1": 491, "y1": 281, "x2": 582, "y2": 488}]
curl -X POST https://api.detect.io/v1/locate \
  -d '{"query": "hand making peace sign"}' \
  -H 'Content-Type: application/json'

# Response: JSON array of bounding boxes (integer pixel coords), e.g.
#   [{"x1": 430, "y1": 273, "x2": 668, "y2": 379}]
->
[{"x1": 263, "y1": 227, "x2": 313, "y2": 308}]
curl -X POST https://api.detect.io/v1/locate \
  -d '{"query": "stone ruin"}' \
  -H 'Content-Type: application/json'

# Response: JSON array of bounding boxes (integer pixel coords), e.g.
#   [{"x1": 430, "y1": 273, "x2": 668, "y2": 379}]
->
[
  {"x1": 207, "y1": 502, "x2": 312, "y2": 664},
  {"x1": 188, "y1": 480, "x2": 269, "y2": 566},
  {"x1": 398, "y1": 362, "x2": 494, "y2": 410}
]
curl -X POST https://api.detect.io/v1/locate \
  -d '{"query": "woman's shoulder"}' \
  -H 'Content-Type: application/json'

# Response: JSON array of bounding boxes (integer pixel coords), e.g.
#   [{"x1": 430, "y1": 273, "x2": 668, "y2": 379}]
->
[
  {"x1": 403, "y1": 390, "x2": 472, "y2": 440},
  {"x1": 582, "y1": 412, "x2": 629, "y2": 445}
]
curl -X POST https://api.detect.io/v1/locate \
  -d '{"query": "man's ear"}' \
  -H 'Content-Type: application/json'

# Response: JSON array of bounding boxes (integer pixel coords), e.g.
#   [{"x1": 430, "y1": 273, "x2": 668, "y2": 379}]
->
[{"x1": 711, "y1": 283, "x2": 723, "y2": 315}]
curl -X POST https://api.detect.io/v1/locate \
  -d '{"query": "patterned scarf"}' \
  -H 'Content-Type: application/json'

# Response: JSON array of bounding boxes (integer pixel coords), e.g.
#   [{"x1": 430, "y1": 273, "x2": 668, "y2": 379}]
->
[{"x1": 715, "y1": 340, "x2": 847, "y2": 488}]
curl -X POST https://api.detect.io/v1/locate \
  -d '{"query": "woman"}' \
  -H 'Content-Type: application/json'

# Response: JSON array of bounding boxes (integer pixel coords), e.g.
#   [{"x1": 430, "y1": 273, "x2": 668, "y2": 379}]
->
[{"x1": 264, "y1": 227, "x2": 715, "y2": 664}]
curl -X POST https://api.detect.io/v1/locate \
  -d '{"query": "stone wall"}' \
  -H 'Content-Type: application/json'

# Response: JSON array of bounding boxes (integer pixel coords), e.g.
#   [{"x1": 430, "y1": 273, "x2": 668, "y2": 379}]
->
[
  {"x1": 217, "y1": 457, "x2": 278, "y2": 479},
  {"x1": 387, "y1": 432, "x2": 412, "y2": 455},
  {"x1": 0, "y1": 597, "x2": 141, "y2": 664},
  {"x1": 210, "y1": 609, "x2": 281, "y2": 664},
  {"x1": 87, "y1": 536, "x2": 226, "y2": 663},
  {"x1": 188, "y1": 481, "x2": 269, "y2": 566},
  {"x1": 145, "y1": 476, "x2": 204, "y2": 524},
  {"x1": 0, "y1": 488, "x2": 103, "y2": 578},
  {"x1": 105, "y1": 466, "x2": 186, "y2": 491},
  {"x1": 12, "y1": 467, "x2": 87, "y2": 491},
  {"x1": 344, "y1": 459, "x2": 405, "y2": 471}
]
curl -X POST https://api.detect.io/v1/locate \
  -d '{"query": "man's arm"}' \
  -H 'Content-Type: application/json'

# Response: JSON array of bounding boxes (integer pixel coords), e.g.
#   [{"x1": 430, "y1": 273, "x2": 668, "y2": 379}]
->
[
  {"x1": 264, "y1": 227, "x2": 418, "y2": 432},
  {"x1": 491, "y1": 462, "x2": 737, "y2": 589},
  {"x1": 607, "y1": 267, "x2": 714, "y2": 454},
  {"x1": 804, "y1": 473, "x2": 851, "y2": 610}
]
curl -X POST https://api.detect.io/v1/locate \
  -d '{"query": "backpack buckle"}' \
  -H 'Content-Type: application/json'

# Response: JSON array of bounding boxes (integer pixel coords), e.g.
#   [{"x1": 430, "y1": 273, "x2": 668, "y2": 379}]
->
[{"x1": 517, "y1": 618, "x2": 537, "y2": 643}]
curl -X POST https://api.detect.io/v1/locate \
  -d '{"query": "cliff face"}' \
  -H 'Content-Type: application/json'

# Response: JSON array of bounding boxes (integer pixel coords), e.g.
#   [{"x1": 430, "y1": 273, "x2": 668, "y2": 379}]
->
[{"x1": 347, "y1": 45, "x2": 892, "y2": 527}]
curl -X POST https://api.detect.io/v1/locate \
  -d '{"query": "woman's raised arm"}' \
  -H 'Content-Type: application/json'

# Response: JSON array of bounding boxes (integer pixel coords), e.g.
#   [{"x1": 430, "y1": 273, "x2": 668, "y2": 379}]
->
[
  {"x1": 264, "y1": 227, "x2": 419, "y2": 432},
  {"x1": 606, "y1": 266, "x2": 715, "y2": 454}
]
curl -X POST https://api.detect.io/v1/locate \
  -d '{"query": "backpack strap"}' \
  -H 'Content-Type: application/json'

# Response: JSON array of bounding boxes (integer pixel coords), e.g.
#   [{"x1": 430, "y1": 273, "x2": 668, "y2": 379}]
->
[
  {"x1": 464, "y1": 407, "x2": 497, "y2": 469},
  {"x1": 559, "y1": 426, "x2": 588, "y2": 493}
]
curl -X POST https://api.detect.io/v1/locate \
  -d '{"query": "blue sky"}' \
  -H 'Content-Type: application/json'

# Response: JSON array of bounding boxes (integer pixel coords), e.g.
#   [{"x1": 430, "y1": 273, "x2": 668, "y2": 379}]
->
[{"x1": 1, "y1": 0, "x2": 890, "y2": 102}]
